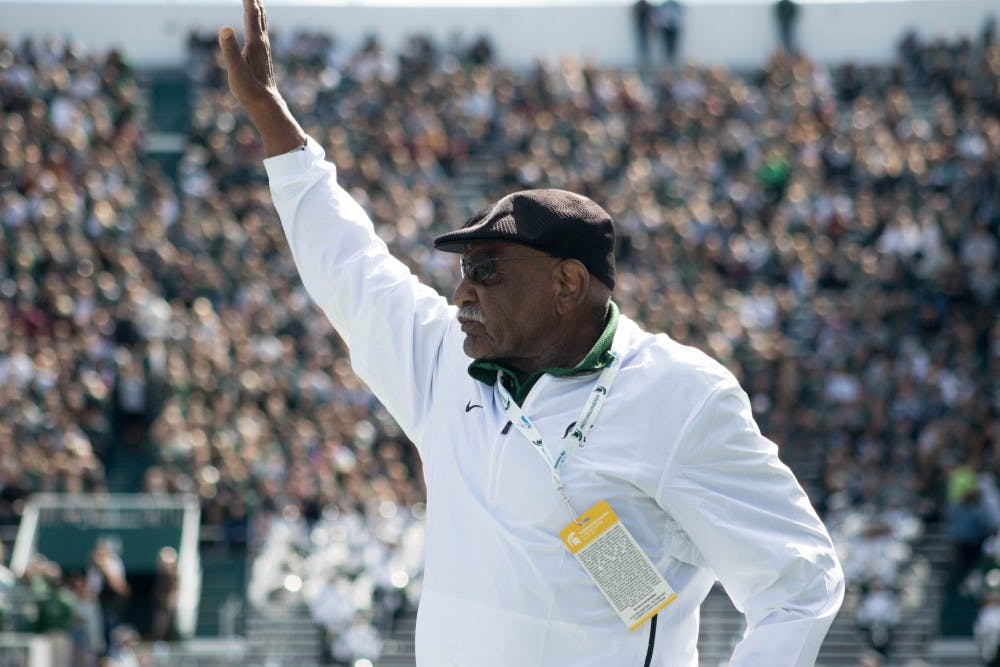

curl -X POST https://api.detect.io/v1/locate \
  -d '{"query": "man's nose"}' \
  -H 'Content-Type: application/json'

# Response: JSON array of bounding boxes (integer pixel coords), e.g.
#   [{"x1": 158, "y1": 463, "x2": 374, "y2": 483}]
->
[{"x1": 453, "y1": 274, "x2": 477, "y2": 306}]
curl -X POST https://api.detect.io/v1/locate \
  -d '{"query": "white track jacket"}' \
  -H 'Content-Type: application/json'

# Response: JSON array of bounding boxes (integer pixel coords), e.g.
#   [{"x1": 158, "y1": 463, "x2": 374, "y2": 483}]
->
[{"x1": 265, "y1": 138, "x2": 845, "y2": 666}]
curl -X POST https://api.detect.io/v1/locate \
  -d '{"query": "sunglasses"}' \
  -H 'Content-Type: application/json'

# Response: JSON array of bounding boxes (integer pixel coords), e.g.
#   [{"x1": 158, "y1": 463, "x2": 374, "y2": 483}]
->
[{"x1": 459, "y1": 256, "x2": 554, "y2": 284}]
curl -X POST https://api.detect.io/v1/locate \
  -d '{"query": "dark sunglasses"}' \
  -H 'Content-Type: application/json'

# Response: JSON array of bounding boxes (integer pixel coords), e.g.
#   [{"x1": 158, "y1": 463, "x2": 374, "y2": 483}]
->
[{"x1": 459, "y1": 256, "x2": 553, "y2": 284}]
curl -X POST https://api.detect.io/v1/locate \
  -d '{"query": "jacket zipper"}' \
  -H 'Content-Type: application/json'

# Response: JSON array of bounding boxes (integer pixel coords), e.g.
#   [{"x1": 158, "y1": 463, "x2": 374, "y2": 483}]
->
[{"x1": 485, "y1": 422, "x2": 511, "y2": 505}]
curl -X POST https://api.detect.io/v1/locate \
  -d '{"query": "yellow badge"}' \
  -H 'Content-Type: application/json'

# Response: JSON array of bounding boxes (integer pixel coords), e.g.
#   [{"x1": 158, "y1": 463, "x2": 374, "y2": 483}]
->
[{"x1": 561, "y1": 500, "x2": 677, "y2": 631}]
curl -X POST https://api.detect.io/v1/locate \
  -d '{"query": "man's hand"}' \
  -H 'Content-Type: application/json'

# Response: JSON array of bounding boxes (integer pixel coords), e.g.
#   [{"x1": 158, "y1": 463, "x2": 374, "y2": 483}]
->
[
  {"x1": 218, "y1": 0, "x2": 307, "y2": 157},
  {"x1": 219, "y1": 0, "x2": 278, "y2": 110}
]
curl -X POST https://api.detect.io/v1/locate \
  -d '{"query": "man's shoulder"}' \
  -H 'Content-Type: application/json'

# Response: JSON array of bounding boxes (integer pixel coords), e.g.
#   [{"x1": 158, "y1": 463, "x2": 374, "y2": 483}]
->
[{"x1": 615, "y1": 315, "x2": 737, "y2": 392}]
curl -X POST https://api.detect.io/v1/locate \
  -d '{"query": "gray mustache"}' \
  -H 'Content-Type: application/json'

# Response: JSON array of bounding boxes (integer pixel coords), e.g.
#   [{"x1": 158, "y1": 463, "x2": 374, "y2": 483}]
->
[{"x1": 457, "y1": 306, "x2": 486, "y2": 324}]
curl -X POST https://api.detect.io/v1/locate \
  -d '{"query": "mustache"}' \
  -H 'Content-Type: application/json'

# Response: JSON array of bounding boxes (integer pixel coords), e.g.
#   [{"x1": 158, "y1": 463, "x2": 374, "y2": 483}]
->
[{"x1": 457, "y1": 306, "x2": 486, "y2": 324}]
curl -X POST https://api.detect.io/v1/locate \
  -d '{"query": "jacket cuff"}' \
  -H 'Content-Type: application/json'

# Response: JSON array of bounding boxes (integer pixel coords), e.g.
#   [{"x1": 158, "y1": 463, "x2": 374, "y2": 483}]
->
[{"x1": 263, "y1": 135, "x2": 328, "y2": 187}]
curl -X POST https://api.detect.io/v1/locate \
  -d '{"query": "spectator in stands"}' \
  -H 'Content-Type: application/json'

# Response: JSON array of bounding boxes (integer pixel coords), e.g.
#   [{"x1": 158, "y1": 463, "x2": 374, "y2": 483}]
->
[
  {"x1": 111, "y1": 348, "x2": 155, "y2": 450},
  {"x1": 632, "y1": 0, "x2": 654, "y2": 68},
  {"x1": 25, "y1": 555, "x2": 75, "y2": 635},
  {"x1": 654, "y1": 0, "x2": 684, "y2": 65},
  {"x1": 840, "y1": 514, "x2": 911, "y2": 588},
  {"x1": 976, "y1": 571, "x2": 1000, "y2": 666},
  {"x1": 150, "y1": 546, "x2": 179, "y2": 641},
  {"x1": 330, "y1": 610, "x2": 382, "y2": 665},
  {"x1": 0, "y1": 543, "x2": 16, "y2": 630},
  {"x1": 102, "y1": 625, "x2": 140, "y2": 667},
  {"x1": 855, "y1": 577, "x2": 900, "y2": 658},
  {"x1": 774, "y1": 0, "x2": 800, "y2": 53},
  {"x1": 87, "y1": 538, "x2": 130, "y2": 656},
  {"x1": 66, "y1": 570, "x2": 103, "y2": 667},
  {"x1": 947, "y1": 473, "x2": 997, "y2": 586}
]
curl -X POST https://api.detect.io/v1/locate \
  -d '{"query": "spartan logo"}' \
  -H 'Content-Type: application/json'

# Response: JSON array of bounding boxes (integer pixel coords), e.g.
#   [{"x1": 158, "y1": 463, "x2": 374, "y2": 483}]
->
[
  {"x1": 594, "y1": 385, "x2": 607, "y2": 395},
  {"x1": 563, "y1": 421, "x2": 585, "y2": 442}
]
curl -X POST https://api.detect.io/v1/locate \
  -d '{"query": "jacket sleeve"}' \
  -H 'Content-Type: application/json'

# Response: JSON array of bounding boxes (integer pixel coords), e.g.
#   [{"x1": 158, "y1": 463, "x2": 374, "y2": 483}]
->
[
  {"x1": 656, "y1": 378, "x2": 845, "y2": 666},
  {"x1": 264, "y1": 137, "x2": 460, "y2": 444}
]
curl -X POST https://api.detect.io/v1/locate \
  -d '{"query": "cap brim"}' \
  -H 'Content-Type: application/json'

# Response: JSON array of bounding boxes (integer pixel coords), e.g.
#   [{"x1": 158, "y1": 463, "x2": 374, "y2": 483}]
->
[
  {"x1": 433, "y1": 229, "x2": 522, "y2": 253},
  {"x1": 432, "y1": 238, "x2": 469, "y2": 254}
]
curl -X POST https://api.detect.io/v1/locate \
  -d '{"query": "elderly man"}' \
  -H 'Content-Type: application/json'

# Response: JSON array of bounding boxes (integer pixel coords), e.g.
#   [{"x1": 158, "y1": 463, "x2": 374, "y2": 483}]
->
[{"x1": 218, "y1": 1, "x2": 844, "y2": 664}]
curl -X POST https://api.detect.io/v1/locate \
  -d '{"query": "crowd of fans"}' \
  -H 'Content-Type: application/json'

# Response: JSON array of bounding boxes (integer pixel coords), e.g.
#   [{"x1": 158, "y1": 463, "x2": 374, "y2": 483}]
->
[
  {"x1": 0, "y1": 35, "x2": 140, "y2": 517},
  {"x1": 1, "y1": 10, "x2": 998, "y2": 664},
  {"x1": 248, "y1": 501, "x2": 424, "y2": 664}
]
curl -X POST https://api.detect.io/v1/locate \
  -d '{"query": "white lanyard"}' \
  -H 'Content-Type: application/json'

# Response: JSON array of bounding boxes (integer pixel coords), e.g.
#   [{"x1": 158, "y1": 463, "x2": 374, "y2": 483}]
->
[{"x1": 495, "y1": 352, "x2": 621, "y2": 516}]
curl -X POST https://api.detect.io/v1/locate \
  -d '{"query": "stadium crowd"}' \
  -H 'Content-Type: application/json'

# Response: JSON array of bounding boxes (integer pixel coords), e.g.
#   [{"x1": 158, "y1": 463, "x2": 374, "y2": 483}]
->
[{"x1": 0, "y1": 13, "x2": 998, "y2": 665}]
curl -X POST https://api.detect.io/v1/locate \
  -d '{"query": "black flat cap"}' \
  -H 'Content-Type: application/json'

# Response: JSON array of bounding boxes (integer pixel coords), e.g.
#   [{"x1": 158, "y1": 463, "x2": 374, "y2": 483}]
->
[{"x1": 433, "y1": 189, "x2": 615, "y2": 289}]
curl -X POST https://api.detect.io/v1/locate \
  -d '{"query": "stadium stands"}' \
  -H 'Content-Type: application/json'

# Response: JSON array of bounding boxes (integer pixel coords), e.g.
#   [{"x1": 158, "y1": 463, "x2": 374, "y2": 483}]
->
[{"x1": 1, "y1": 12, "x2": 998, "y2": 665}]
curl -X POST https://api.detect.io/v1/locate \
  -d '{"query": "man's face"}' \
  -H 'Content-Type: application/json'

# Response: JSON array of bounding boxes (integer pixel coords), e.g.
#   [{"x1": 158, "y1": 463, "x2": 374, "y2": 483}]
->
[{"x1": 452, "y1": 241, "x2": 561, "y2": 372}]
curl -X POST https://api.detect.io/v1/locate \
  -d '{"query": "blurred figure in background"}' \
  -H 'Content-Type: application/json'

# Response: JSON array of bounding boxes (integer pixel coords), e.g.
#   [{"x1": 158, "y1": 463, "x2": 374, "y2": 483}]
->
[
  {"x1": 975, "y1": 572, "x2": 1000, "y2": 667},
  {"x1": 855, "y1": 577, "x2": 901, "y2": 659},
  {"x1": 26, "y1": 556, "x2": 74, "y2": 635},
  {"x1": 774, "y1": 0, "x2": 799, "y2": 53},
  {"x1": 150, "y1": 546, "x2": 179, "y2": 641},
  {"x1": 946, "y1": 469, "x2": 997, "y2": 587},
  {"x1": 66, "y1": 570, "x2": 103, "y2": 667},
  {"x1": 87, "y1": 538, "x2": 130, "y2": 656},
  {"x1": 632, "y1": 0, "x2": 653, "y2": 69},
  {"x1": 654, "y1": 0, "x2": 684, "y2": 65},
  {"x1": 102, "y1": 625, "x2": 140, "y2": 667},
  {"x1": 0, "y1": 543, "x2": 16, "y2": 630}
]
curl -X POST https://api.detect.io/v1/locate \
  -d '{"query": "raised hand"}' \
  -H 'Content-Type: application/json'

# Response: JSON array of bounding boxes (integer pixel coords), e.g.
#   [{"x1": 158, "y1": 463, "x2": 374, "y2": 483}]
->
[
  {"x1": 218, "y1": 0, "x2": 306, "y2": 156},
  {"x1": 219, "y1": 0, "x2": 278, "y2": 110}
]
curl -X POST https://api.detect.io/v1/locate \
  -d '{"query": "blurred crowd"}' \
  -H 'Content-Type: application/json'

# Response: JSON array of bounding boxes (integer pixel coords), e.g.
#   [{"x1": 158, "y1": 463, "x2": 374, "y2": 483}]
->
[
  {"x1": 247, "y1": 501, "x2": 424, "y2": 664},
  {"x1": 0, "y1": 537, "x2": 175, "y2": 667},
  {"x1": 1, "y1": 11, "x2": 998, "y2": 663},
  {"x1": 0, "y1": 36, "x2": 140, "y2": 517}
]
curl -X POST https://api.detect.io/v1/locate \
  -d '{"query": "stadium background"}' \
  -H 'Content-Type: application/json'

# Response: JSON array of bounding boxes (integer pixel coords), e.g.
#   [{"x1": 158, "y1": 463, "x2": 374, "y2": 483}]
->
[{"x1": 0, "y1": 0, "x2": 997, "y2": 665}]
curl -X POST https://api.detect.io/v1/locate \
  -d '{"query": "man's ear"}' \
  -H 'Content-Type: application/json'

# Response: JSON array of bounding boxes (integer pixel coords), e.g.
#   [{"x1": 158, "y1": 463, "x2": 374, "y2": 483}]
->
[{"x1": 553, "y1": 260, "x2": 590, "y2": 315}]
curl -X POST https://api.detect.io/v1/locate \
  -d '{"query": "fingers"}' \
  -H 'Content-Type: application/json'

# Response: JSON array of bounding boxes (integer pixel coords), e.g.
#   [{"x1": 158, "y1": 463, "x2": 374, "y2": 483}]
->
[
  {"x1": 218, "y1": 26, "x2": 237, "y2": 50},
  {"x1": 243, "y1": 0, "x2": 257, "y2": 43},
  {"x1": 218, "y1": 27, "x2": 244, "y2": 74},
  {"x1": 243, "y1": 0, "x2": 268, "y2": 45},
  {"x1": 221, "y1": 0, "x2": 278, "y2": 106}
]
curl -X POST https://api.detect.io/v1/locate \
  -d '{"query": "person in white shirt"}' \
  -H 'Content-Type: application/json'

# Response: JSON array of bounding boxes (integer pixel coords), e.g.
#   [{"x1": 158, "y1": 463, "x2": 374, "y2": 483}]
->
[{"x1": 216, "y1": 1, "x2": 844, "y2": 664}]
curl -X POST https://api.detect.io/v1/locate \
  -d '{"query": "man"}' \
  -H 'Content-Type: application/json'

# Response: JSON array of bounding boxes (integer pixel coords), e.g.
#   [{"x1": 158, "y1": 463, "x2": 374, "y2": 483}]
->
[
  {"x1": 654, "y1": 0, "x2": 684, "y2": 65},
  {"x1": 774, "y1": 0, "x2": 800, "y2": 54},
  {"x1": 218, "y1": 1, "x2": 844, "y2": 664},
  {"x1": 632, "y1": 0, "x2": 653, "y2": 68}
]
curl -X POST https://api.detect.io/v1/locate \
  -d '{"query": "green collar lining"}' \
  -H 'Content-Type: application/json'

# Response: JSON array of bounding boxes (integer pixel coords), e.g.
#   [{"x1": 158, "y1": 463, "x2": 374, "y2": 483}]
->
[{"x1": 467, "y1": 302, "x2": 619, "y2": 406}]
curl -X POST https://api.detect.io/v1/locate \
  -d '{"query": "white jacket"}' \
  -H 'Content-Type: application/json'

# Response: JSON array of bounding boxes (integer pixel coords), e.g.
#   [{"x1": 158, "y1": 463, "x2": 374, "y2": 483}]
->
[{"x1": 265, "y1": 138, "x2": 844, "y2": 666}]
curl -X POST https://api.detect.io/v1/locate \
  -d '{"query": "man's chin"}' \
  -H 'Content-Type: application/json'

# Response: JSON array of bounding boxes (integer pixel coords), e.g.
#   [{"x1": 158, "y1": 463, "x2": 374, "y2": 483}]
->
[{"x1": 462, "y1": 336, "x2": 492, "y2": 360}]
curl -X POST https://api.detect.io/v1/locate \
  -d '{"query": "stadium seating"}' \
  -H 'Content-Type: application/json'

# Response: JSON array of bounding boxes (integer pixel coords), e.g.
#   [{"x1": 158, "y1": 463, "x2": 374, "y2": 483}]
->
[{"x1": 0, "y1": 17, "x2": 997, "y2": 665}]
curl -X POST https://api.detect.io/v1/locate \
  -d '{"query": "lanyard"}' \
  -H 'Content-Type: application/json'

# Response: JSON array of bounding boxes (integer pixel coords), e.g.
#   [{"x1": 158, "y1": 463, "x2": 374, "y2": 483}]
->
[{"x1": 495, "y1": 353, "x2": 621, "y2": 517}]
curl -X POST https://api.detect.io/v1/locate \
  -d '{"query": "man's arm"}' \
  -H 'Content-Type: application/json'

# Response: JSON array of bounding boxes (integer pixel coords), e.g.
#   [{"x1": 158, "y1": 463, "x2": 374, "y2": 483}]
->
[
  {"x1": 658, "y1": 380, "x2": 844, "y2": 665},
  {"x1": 217, "y1": 0, "x2": 464, "y2": 447},
  {"x1": 218, "y1": 0, "x2": 306, "y2": 157}
]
